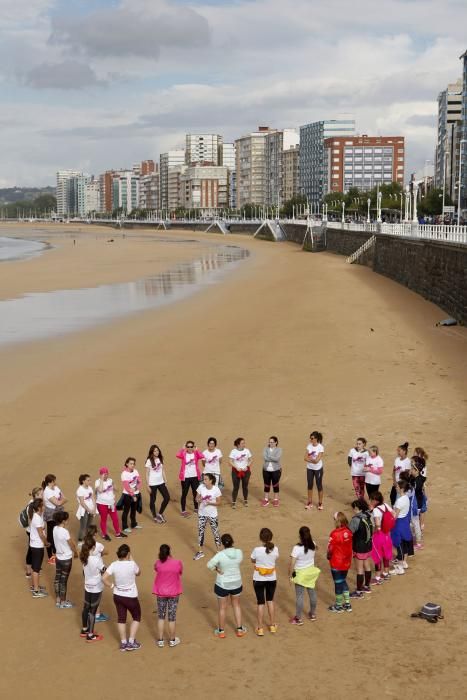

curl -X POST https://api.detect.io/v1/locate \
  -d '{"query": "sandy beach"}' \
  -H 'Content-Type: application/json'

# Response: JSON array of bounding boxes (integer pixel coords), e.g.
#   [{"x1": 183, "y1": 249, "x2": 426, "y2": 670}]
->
[{"x1": 1, "y1": 224, "x2": 466, "y2": 700}]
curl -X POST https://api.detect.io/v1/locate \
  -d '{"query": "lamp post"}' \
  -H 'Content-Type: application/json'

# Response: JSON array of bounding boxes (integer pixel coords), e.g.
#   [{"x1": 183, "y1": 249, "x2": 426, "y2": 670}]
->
[
  {"x1": 376, "y1": 186, "x2": 382, "y2": 223},
  {"x1": 412, "y1": 183, "x2": 419, "y2": 223},
  {"x1": 457, "y1": 139, "x2": 466, "y2": 227},
  {"x1": 442, "y1": 149, "x2": 447, "y2": 218},
  {"x1": 399, "y1": 191, "x2": 403, "y2": 222},
  {"x1": 404, "y1": 189, "x2": 409, "y2": 222},
  {"x1": 367, "y1": 197, "x2": 371, "y2": 223},
  {"x1": 341, "y1": 200, "x2": 345, "y2": 224}
]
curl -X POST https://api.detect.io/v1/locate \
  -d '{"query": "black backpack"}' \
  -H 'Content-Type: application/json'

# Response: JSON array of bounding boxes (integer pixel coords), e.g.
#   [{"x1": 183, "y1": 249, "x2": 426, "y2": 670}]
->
[
  {"x1": 19, "y1": 504, "x2": 29, "y2": 529},
  {"x1": 353, "y1": 512, "x2": 373, "y2": 551}
]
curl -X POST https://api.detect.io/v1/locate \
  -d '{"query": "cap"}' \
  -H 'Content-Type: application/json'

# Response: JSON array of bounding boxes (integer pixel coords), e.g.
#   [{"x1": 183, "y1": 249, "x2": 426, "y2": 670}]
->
[{"x1": 99, "y1": 467, "x2": 109, "y2": 474}]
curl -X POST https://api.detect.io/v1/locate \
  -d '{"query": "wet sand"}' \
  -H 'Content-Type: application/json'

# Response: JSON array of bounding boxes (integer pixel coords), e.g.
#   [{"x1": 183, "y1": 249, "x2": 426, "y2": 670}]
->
[{"x1": 1, "y1": 225, "x2": 466, "y2": 699}]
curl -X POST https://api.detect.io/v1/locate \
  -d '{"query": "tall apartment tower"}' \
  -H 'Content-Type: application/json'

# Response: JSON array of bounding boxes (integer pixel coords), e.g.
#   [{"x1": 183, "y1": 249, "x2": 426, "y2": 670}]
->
[
  {"x1": 460, "y1": 50, "x2": 467, "y2": 215},
  {"x1": 282, "y1": 146, "x2": 300, "y2": 202},
  {"x1": 159, "y1": 150, "x2": 185, "y2": 210},
  {"x1": 56, "y1": 169, "x2": 83, "y2": 217},
  {"x1": 185, "y1": 134, "x2": 223, "y2": 166},
  {"x1": 235, "y1": 126, "x2": 272, "y2": 208},
  {"x1": 221, "y1": 143, "x2": 236, "y2": 209},
  {"x1": 265, "y1": 128, "x2": 299, "y2": 207},
  {"x1": 434, "y1": 79, "x2": 462, "y2": 194},
  {"x1": 299, "y1": 118, "x2": 356, "y2": 204}
]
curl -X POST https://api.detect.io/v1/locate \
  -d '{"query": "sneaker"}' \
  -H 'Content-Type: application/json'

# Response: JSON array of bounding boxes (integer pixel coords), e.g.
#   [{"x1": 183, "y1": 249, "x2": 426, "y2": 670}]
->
[
  {"x1": 193, "y1": 551, "x2": 205, "y2": 561},
  {"x1": 103, "y1": 535, "x2": 111, "y2": 542},
  {"x1": 119, "y1": 641, "x2": 128, "y2": 652},
  {"x1": 328, "y1": 605, "x2": 344, "y2": 613},
  {"x1": 381, "y1": 573, "x2": 390, "y2": 581},
  {"x1": 159, "y1": 514, "x2": 167, "y2": 523},
  {"x1": 255, "y1": 627, "x2": 264, "y2": 637},
  {"x1": 169, "y1": 637, "x2": 181, "y2": 647},
  {"x1": 156, "y1": 639, "x2": 165, "y2": 648},
  {"x1": 180, "y1": 511, "x2": 191, "y2": 518},
  {"x1": 261, "y1": 499, "x2": 270, "y2": 507},
  {"x1": 318, "y1": 504, "x2": 324, "y2": 511},
  {"x1": 25, "y1": 572, "x2": 32, "y2": 578},
  {"x1": 32, "y1": 589, "x2": 47, "y2": 598},
  {"x1": 305, "y1": 502, "x2": 313, "y2": 510},
  {"x1": 155, "y1": 514, "x2": 165, "y2": 524},
  {"x1": 349, "y1": 591, "x2": 364, "y2": 599},
  {"x1": 95, "y1": 613, "x2": 109, "y2": 622},
  {"x1": 231, "y1": 502, "x2": 236, "y2": 509},
  {"x1": 47, "y1": 555, "x2": 56, "y2": 565},
  {"x1": 342, "y1": 603, "x2": 353, "y2": 612},
  {"x1": 307, "y1": 612, "x2": 317, "y2": 621},
  {"x1": 414, "y1": 543, "x2": 424, "y2": 550},
  {"x1": 370, "y1": 578, "x2": 383, "y2": 586},
  {"x1": 272, "y1": 498, "x2": 280, "y2": 507},
  {"x1": 86, "y1": 634, "x2": 103, "y2": 643},
  {"x1": 214, "y1": 628, "x2": 225, "y2": 638},
  {"x1": 243, "y1": 501, "x2": 249, "y2": 507},
  {"x1": 389, "y1": 566, "x2": 405, "y2": 575},
  {"x1": 401, "y1": 561, "x2": 409, "y2": 569},
  {"x1": 123, "y1": 528, "x2": 132, "y2": 534},
  {"x1": 289, "y1": 616, "x2": 304, "y2": 625},
  {"x1": 268, "y1": 624, "x2": 278, "y2": 633},
  {"x1": 126, "y1": 640, "x2": 142, "y2": 651},
  {"x1": 236, "y1": 626, "x2": 247, "y2": 637},
  {"x1": 132, "y1": 525, "x2": 142, "y2": 530},
  {"x1": 30, "y1": 585, "x2": 47, "y2": 593},
  {"x1": 79, "y1": 630, "x2": 88, "y2": 638},
  {"x1": 115, "y1": 533, "x2": 127, "y2": 538},
  {"x1": 362, "y1": 585, "x2": 372, "y2": 594},
  {"x1": 59, "y1": 600, "x2": 74, "y2": 609},
  {"x1": 55, "y1": 601, "x2": 61, "y2": 608}
]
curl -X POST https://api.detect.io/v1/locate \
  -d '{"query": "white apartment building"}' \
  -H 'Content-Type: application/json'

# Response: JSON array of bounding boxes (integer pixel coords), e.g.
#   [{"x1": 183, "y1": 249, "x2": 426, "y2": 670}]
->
[
  {"x1": 235, "y1": 126, "x2": 272, "y2": 208},
  {"x1": 56, "y1": 169, "x2": 84, "y2": 217},
  {"x1": 221, "y1": 143, "x2": 236, "y2": 170},
  {"x1": 167, "y1": 164, "x2": 187, "y2": 211},
  {"x1": 139, "y1": 171, "x2": 160, "y2": 210},
  {"x1": 265, "y1": 128, "x2": 299, "y2": 207},
  {"x1": 160, "y1": 150, "x2": 185, "y2": 209},
  {"x1": 112, "y1": 171, "x2": 140, "y2": 214},
  {"x1": 282, "y1": 145, "x2": 300, "y2": 202},
  {"x1": 185, "y1": 134, "x2": 223, "y2": 166},
  {"x1": 180, "y1": 165, "x2": 229, "y2": 212},
  {"x1": 85, "y1": 180, "x2": 100, "y2": 215}
]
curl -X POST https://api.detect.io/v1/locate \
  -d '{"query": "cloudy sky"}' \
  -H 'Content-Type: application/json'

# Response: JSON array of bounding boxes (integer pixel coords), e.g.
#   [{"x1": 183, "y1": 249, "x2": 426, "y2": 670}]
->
[{"x1": 1, "y1": 0, "x2": 466, "y2": 186}]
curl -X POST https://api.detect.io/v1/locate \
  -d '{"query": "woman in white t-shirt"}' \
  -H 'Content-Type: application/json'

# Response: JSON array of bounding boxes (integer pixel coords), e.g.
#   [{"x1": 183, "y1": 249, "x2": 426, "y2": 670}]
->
[
  {"x1": 389, "y1": 479, "x2": 413, "y2": 575},
  {"x1": 145, "y1": 444, "x2": 170, "y2": 524},
  {"x1": 29, "y1": 498, "x2": 49, "y2": 598},
  {"x1": 80, "y1": 535, "x2": 106, "y2": 643},
  {"x1": 193, "y1": 474, "x2": 222, "y2": 561},
  {"x1": 76, "y1": 474, "x2": 97, "y2": 544},
  {"x1": 390, "y1": 442, "x2": 410, "y2": 505},
  {"x1": 95, "y1": 467, "x2": 125, "y2": 541},
  {"x1": 229, "y1": 437, "x2": 252, "y2": 508},
  {"x1": 23, "y1": 486, "x2": 43, "y2": 579},
  {"x1": 347, "y1": 437, "x2": 368, "y2": 499},
  {"x1": 121, "y1": 457, "x2": 142, "y2": 533},
  {"x1": 304, "y1": 431, "x2": 325, "y2": 510},
  {"x1": 251, "y1": 528, "x2": 279, "y2": 636},
  {"x1": 42, "y1": 473, "x2": 67, "y2": 563},
  {"x1": 202, "y1": 437, "x2": 224, "y2": 491},
  {"x1": 103, "y1": 544, "x2": 142, "y2": 652},
  {"x1": 364, "y1": 445, "x2": 384, "y2": 499},
  {"x1": 53, "y1": 511, "x2": 78, "y2": 608},
  {"x1": 288, "y1": 526, "x2": 320, "y2": 625}
]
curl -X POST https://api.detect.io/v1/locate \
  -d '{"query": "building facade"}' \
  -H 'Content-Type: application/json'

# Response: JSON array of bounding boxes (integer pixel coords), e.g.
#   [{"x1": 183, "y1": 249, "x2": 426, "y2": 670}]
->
[
  {"x1": 282, "y1": 146, "x2": 300, "y2": 202},
  {"x1": 180, "y1": 165, "x2": 228, "y2": 212},
  {"x1": 460, "y1": 50, "x2": 467, "y2": 215},
  {"x1": 85, "y1": 179, "x2": 100, "y2": 215},
  {"x1": 139, "y1": 169, "x2": 160, "y2": 210},
  {"x1": 167, "y1": 165, "x2": 187, "y2": 211},
  {"x1": 235, "y1": 126, "x2": 272, "y2": 207},
  {"x1": 434, "y1": 80, "x2": 462, "y2": 195},
  {"x1": 265, "y1": 128, "x2": 299, "y2": 207},
  {"x1": 56, "y1": 170, "x2": 84, "y2": 217},
  {"x1": 185, "y1": 134, "x2": 223, "y2": 166},
  {"x1": 160, "y1": 150, "x2": 185, "y2": 210},
  {"x1": 325, "y1": 135, "x2": 405, "y2": 193},
  {"x1": 299, "y1": 119, "x2": 356, "y2": 204},
  {"x1": 112, "y1": 171, "x2": 140, "y2": 214}
]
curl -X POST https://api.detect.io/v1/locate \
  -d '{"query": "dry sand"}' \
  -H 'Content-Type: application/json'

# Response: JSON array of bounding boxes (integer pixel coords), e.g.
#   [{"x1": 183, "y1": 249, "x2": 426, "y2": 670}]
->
[{"x1": 1, "y1": 225, "x2": 466, "y2": 700}]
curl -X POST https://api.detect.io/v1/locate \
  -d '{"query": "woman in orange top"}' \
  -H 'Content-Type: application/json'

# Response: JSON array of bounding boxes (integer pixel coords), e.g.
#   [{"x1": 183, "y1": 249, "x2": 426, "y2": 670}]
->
[{"x1": 327, "y1": 512, "x2": 353, "y2": 614}]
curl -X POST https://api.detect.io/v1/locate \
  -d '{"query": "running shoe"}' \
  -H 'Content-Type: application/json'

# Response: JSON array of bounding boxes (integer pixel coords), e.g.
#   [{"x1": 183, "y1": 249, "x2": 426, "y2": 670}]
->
[
  {"x1": 126, "y1": 640, "x2": 142, "y2": 651},
  {"x1": 304, "y1": 502, "x2": 313, "y2": 510},
  {"x1": 307, "y1": 612, "x2": 317, "y2": 621},
  {"x1": 95, "y1": 613, "x2": 109, "y2": 622},
  {"x1": 370, "y1": 578, "x2": 383, "y2": 586},
  {"x1": 119, "y1": 641, "x2": 128, "y2": 652},
  {"x1": 268, "y1": 624, "x2": 278, "y2": 633},
  {"x1": 381, "y1": 573, "x2": 390, "y2": 581},
  {"x1": 342, "y1": 603, "x2": 353, "y2": 612},
  {"x1": 180, "y1": 511, "x2": 191, "y2": 518},
  {"x1": 169, "y1": 637, "x2": 181, "y2": 647},
  {"x1": 47, "y1": 555, "x2": 56, "y2": 565},
  {"x1": 318, "y1": 504, "x2": 324, "y2": 511},
  {"x1": 289, "y1": 616, "x2": 304, "y2": 625},
  {"x1": 30, "y1": 585, "x2": 47, "y2": 592},
  {"x1": 401, "y1": 561, "x2": 409, "y2": 569},
  {"x1": 362, "y1": 585, "x2": 372, "y2": 593},
  {"x1": 243, "y1": 501, "x2": 249, "y2": 507},
  {"x1": 156, "y1": 639, "x2": 165, "y2": 648},
  {"x1": 255, "y1": 627, "x2": 264, "y2": 636},
  {"x1": 155, "y1": 514, "x2": 165, "y2": 524},
  {"x1": 103, "y1": 535, "x2": 111, "y2": 542},
  {"x1": 159, "y1": 514, "x2": 167, "y2": 523},
  {"x1": 349, "y1": 591, "x2": 365, "y2": 599},
  {"x1": 414, "y1": 543, "x2": 424, "y2": 550},
  {"x1": 261, "y1": 499, "x2": 270, "y2": 507},
  {"x1": 389, "y1": 566, "x2": 405, "y2": 575},
  {"x1": 272, "y1": 499, "x2": 280, "y2": 507},
  {"x1": 236, "y1": 626, "x2": 247, "y2": 637},
  {"x1": 328, "y1": 605, "x2": 344, "y2": 613},
  {"x1": 25, "y1": 572, "x2": 32, "y2": 578},
  {"x1": 123, "y1": 528, "x2": 132, "y2": 534},
  {"x1": 32, "y1": 589, "x2": 48, "y2": 598},
  {"x1": 132, "y1": 525, "x2": 143, "y2": 530},
  {"x1": 115, "y1": 533, "x2": 127, "y2": 538},
  {"x1": 59, "y1": 600, "x2": 74, "y2": 608},
  {"x1": 79, "y1": 630, "x2": 88, "y2": 638},
  {"x1": 214, "y1": 628, "x2": 225, "y2": 638},
  {"x1": 86, "y1": 634, "x2": 103, "y2": 644},
  {"x1": 55, "y1": 601, "x2": 61, "y2": 608},
  {"x1": 193, "y1": 551, "x2": 205, "y2": 561},
  {"x1": 231, "y1": 502, "x2": 236, "y2": 509}
]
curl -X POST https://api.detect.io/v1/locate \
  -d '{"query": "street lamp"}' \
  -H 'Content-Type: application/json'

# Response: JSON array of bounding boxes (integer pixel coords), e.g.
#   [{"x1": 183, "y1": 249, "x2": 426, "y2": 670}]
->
[
  {"x1": 457, "y1": 138, "x2": 466, "y2": 227},
  {"x1": 376, "y1": 185, "x2": 382, "y2": 223},
  {"x1": 412, "y1": 183, "x2": 419, "y2": 223},
  {"x1": 367, "y1": 197, "x2": 371, "y2": 223},
  {"x1": 341, "y1": 201, "x2": 345, "y2": 224}
]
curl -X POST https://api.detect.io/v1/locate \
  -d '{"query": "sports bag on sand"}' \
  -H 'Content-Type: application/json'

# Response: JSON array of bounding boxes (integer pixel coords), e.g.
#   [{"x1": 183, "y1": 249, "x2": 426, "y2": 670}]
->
[{"x1": 411, "y1": 602, "x2": 443, "y2": 623}]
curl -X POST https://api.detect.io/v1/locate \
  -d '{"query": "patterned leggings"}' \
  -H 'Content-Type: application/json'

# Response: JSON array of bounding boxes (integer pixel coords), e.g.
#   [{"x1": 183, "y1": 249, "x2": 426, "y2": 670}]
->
[
  {"x1": 54, "y1": 558, "x2": 73, "y2": 600},
  {"x1": 198, "y1": 515, "x2": 221, "y2": 548},
  {"x1": 352, "y1": 476, "x2": 365, "y2": 499},
  {"x1": 157, "y1": 596, "x2": 179, "y2": 622}
]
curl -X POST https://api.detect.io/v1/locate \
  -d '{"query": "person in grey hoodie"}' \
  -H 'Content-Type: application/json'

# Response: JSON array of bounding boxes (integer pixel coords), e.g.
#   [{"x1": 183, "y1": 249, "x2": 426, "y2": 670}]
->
[
  {"x1": 207, "y1": 533, "x2": 246, "y2": 638},
  {"x1": 261, "y1": 436, "x2": 282, "y2": 507}
]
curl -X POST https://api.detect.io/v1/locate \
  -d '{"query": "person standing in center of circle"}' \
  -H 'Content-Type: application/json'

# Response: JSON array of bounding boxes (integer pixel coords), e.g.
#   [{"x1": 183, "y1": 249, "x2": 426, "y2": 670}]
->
[
  {"x1": 305, "y1": 431, "x2": 325, "y2": 510},
  {"x1": 261, "y1": 436, "x2": 282, "y2": 507},
  {"x1": 177, "y1": 441, "x2": 204, "y2": 518},
  {"x1": 193, "y1": 473, "x2": 222, "y2": 561},
  {"x1": 229, "y1": 437, "x2": 252, "y2": 508}
]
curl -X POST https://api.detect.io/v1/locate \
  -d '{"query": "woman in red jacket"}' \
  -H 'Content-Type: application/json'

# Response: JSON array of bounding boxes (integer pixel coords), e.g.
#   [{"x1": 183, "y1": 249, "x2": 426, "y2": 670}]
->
[{"x1": 327, "y1": 512, "x2": 353, "y2": 613}]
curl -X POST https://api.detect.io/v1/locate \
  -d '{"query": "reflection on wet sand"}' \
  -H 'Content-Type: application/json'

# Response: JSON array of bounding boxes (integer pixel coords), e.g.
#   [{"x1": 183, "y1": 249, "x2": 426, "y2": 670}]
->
[{"x1": 0, "y1": 245, "x2": 249, "y2": 347}]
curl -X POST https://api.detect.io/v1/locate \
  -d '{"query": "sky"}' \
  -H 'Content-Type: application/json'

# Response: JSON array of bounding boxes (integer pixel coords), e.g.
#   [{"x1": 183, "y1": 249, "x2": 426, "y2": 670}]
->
[{"x1": 0, "y1": 0, "x2": 466, "y2": 187}]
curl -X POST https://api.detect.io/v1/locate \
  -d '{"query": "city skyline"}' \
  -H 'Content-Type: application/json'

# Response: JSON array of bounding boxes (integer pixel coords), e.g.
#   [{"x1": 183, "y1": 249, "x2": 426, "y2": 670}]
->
[{"x1": 1, "y1": 0, "x2": 467, "y2": 187}]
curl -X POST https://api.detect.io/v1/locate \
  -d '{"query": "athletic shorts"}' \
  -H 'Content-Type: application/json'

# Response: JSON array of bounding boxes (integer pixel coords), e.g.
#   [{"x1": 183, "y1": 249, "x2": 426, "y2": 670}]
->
[
  {"x1": 30, "y1": 547, "x2": 44, "y2": 573},
  {"x1": 353, "y1": 551, "x2": 372, "y2": 560},
  {"x1": 214, "y1": 584, "x2": 242, "y2": 598},
  {"x1": 253, "y1": 580, "x2": 277, "y2": 605},
  {"x1": 307, "y1": 468, "x2": 323, "y2": 490},
  {"x1": 113, "y1": 594, "x2": 141, "y2": 623}
]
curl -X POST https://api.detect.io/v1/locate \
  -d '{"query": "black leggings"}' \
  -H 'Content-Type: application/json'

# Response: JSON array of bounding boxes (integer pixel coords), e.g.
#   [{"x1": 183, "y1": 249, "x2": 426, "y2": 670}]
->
[
  {"x1": 54, "y1": 558, "x2": 73, "y2": 600},
  {"x1": 263, "y1": 469, "x2": 281, "y2": 494},
  {"x1": 122, "y1": 494, "x2": 138, "y2": 530},
  {"x1": 149, "y1": 484, "x2": 170, "y2": 517},
  {"x1": 82, "y1": 590, "x2": 102, "y2": 635},
  {"x1": 366, "y1": 483, "x2": 380, "y2": 499},
  {"x1": 390, "y1": 485, "x2": 397, "y2": 506},
  {"x1": 26, "y1": 533, "x2": 32, "y2": 566},
  {"x1": 180, "y1": 477, "x2": 199, "y2": 512},
  {"x1": 46, "y1": 520, "x2": 56, "y2": 557},
  {"x1": 232, "y1": 470, "x2": 251, "y2": 503}
]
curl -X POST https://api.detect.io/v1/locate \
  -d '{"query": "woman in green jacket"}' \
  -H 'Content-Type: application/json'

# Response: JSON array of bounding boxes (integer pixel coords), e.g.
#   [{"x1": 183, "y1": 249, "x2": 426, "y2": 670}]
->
[{"x1": 207, "y1": 533, "x2": 246, "y2": 639}]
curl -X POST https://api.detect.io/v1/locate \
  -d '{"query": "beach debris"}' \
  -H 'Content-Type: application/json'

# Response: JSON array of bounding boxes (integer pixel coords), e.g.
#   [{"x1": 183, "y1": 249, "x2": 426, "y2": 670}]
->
[
  {"x1": 410, "y1": 602, "x2": 444, "y2": 624},
  {"x1": 370, "y1": 328, "x2": 375, "y2": 332},
  {"x1": 435, "y1": 318, "x2": 457, "y2": 327},
  {"x1": 107, "y1": 239, "x2": 114, "y2": 243}
]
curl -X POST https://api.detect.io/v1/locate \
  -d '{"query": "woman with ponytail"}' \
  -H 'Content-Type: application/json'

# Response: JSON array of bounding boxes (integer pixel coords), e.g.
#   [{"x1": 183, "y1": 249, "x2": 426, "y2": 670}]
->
[
  {"x1": 42, "y1": 474, "x2": 67, "y2": 564},
  {"x1": 152, "y1": 544, "x2": 183, "y2": 648},
  {"x1": 80, "y1": 535, "x2": 105, "y2": 643},
  {"x1": 251, "y1": 528, "x2": 279, "y2": 636},
  {"x1": 288, "y1": 526, "x2": 320, "y2": 625},
  {"x1": 390, "y1": 442, "x2": 410, "y2": 506}
]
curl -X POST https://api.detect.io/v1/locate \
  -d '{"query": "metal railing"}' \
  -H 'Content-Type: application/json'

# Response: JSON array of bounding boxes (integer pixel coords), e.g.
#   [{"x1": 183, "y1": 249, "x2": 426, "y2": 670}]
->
[{"x1": 326, "y1": 221, "x2": 467, "y2": 244}]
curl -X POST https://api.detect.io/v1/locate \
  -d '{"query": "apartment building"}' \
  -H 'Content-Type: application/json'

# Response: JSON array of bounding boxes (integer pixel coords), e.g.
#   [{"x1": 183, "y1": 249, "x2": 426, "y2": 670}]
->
[
  {"x1": 180, "y1": 165, "x2": 228, "y2": 212},
  {"x1": 265, "y1": 128, "x2": 299, "y2": 207},
  {"x1": 185, "y1": 134, "x2": 223, "y2": 166},
  {"x1": 139, "y1": 168, "x2": 160, "y2": 210},
  {"x1": 434, "y1": 79, "x2": 463, "y2": 197},
  {"x1": 235, "y1": 126, "x2": 272, "y2": 207},
  {"x1": 282, "y1": 145, "x2": 300, "y2": 201},
  {"x1": 56, "y1": 169, "x2": 85, "y2": 217},
  {"x1": 160, "y1": 150, "x2": 185, "y2": 210},
  {"x1": 112, "y1": 171, "x2": 140, "y2": 214}
]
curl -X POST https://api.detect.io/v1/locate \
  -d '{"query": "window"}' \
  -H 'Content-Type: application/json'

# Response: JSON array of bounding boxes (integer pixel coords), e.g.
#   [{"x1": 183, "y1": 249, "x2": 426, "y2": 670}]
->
[
  {"x1": 333, "y1": 157, "x2": 340, "y2": 163},
  {"x1": 354, "y1": 156, "x2": 362, "y2": 162},
  {"x1": 332, "y1": 174, "x2": 339, "y2": 179},
  {"x1": 383, "y1": 148, "x2": 393, "y2": 154},
  {"x1": 332, "y1": 165, "x2": 340, "y2": 170},
  {"x1": 374, "y1": 148, "x2": 383, "y2": 154},
  {"x1": 354, "y1": 148, "x2": 362, "y2": 154}
]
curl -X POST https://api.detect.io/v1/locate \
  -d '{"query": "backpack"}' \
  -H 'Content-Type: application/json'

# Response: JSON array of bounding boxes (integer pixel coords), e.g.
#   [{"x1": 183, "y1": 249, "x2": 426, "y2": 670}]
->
[
  {"x1": 354, "y1": 512, "x2": 373, "y2": 550},
  {"x1": 411, "y1": 602, "x2": 443, "y2": 624},
  {"x1": 380, "y1": 505, "x2": 396, "y2": 534},
  {"x1": 19, "y1": 504, "x2": 29, "y2": 529}
]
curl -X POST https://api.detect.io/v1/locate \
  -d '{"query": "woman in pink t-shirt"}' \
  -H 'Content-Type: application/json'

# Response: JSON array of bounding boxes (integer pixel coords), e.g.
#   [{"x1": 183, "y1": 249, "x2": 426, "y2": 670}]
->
[{"x1": 152, "y1": 544, "x2": 183, "y2": 648}]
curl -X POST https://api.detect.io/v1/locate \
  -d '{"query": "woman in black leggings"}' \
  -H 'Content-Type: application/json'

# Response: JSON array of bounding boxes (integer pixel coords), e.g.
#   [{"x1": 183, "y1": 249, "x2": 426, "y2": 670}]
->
[
  {"x1": 80, "y1": 535, "x2": 105, "y2": 643},
  {"x1": 145, "y1": 444, "x2": 171, "y2": 524},
  {"x1": 261, "y1": 436, "x2": 282, "y2": 507}
]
